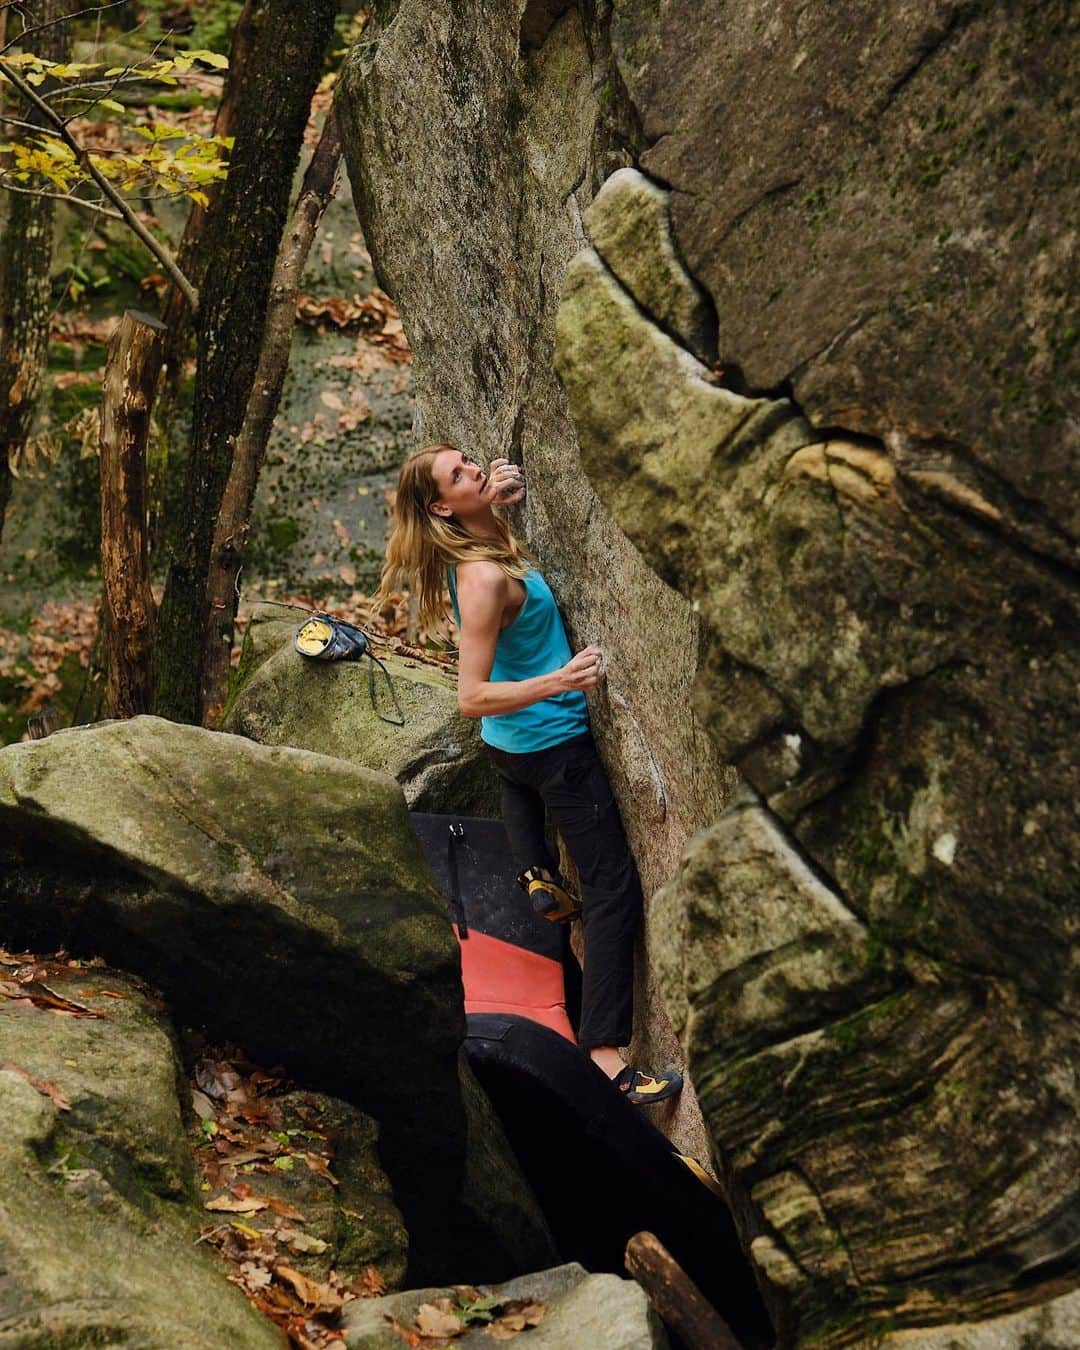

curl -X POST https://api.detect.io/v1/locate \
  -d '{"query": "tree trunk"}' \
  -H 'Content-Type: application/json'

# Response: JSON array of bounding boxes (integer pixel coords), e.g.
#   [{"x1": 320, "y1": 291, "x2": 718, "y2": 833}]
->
[
  {"x1": 151, "y1": 0, "x2": 258, "y2": 558},
  {"x1": 99, "y1": 310, "x2": 165, "y2": 718},
  {"x1": 625, "y1": 1231, "x2": 744, "y2": 1350},
  {"x1": 202, "y1": 109, "x2": 343, "y2": 726},
  {"x1": 0, "y1": 0, "x2": 66, "y2": 547},
  {"x1": 153, "y1": 0, "x2": 339, "y2": 724}
]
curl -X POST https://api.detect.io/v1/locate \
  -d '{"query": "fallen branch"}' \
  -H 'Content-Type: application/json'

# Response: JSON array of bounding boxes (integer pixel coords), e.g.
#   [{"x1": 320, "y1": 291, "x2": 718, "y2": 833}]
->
[{"x1": 625, "y1": 1230, "x2": 744, "y2": 1350}]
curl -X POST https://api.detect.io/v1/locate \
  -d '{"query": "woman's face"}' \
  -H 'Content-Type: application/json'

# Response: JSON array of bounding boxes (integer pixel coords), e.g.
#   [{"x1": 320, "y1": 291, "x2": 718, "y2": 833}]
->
[{"x1": 429, "y1": 448, "x2": 492, "y2": 521}]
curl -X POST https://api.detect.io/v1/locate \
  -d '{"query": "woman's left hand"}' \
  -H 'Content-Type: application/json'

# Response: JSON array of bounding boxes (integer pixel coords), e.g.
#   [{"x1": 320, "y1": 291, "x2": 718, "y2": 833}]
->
[{"x1": 487, "y1": 457, "x2": 526, "y2": 506}]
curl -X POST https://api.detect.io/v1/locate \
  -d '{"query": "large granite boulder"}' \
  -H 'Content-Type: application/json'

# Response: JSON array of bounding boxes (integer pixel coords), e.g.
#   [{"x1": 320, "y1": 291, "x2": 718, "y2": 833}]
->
[
  {"x1": 554, "y1": 153, "x2": 1078, "y2": 1344},
  {"x1": 0, "y1": 717, "x2": 556, "y2": 1285},
  {"x1": 336, "y1": 0, "x2": 728, "y2": 1177},
  {"x1": 334, "y1": 2, "x2": 1077, "y2": 1343},
  {"x1": 223, "y1": 604, "x2": 498, "y2": 815},
  {"x1": 0, "y1": 966, "x2": 282, "y2": 1348}
]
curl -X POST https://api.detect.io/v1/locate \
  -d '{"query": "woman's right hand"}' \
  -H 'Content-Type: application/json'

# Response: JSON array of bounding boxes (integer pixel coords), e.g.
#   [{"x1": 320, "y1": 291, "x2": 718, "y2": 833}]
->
[{"x1": 559, "y1": 645, "x2": 605, "y2": 692}]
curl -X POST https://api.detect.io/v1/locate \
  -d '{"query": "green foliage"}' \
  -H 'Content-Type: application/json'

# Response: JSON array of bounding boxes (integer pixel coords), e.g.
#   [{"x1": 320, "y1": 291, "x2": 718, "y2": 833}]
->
[{"x1": 0, "y1": 48, "x2": 232, "y2": 208}]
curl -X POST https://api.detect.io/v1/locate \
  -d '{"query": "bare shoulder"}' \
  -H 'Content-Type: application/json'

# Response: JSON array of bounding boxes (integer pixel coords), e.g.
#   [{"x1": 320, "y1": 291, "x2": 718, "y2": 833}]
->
[{"x1": 455, "y1": 559, "x2": 508, "y2": 595}]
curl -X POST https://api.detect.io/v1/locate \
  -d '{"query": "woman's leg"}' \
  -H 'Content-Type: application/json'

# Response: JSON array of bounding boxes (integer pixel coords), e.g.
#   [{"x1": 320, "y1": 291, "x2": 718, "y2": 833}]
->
[
  {"x1": 488, "y1": 756, "x2": 558, "y2": 877},
  {"x1": 537, "y1": 741, "x2": 643, "y2": 1051}
]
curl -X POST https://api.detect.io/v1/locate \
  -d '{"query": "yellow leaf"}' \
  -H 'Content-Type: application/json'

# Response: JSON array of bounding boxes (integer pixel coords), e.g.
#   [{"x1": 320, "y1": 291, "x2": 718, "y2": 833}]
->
[
  {"x1": 188, "y1": 49, "x2": 230, "y2": 70},
  {"x1": 186, "y1": 189, "x2": 210, "y2": 207}
]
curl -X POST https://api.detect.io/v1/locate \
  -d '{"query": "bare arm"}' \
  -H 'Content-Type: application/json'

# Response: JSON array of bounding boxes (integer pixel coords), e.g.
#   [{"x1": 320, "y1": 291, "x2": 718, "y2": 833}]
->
[{"x1": 456, "y1": 560, "x2": 602, "y2": 718}]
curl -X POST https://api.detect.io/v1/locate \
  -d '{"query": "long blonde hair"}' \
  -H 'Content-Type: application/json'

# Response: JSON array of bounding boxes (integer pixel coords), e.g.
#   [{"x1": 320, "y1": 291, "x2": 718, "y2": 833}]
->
[{"x1": 376, "y1": 443, "x2": 534, "y2": 633}]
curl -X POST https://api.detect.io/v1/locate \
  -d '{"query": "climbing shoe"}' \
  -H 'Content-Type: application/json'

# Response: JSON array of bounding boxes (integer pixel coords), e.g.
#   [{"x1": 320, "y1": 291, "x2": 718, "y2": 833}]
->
[
  {"x1": 516, "y1": 866, "x2": 582, "y2": 923},
  {"x1": 613, "y1": 1064, "x2": 684, "y2": 1106}
]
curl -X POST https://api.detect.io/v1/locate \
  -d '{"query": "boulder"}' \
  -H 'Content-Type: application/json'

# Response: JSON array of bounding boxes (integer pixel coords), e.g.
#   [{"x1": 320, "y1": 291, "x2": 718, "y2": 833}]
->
[
  {"x1": 335, "y1": 2, "x2": 1078, "y2": 1342},
  {"x1": 223, "y1": 604, "x2": 498, "y2": 816},
  {"x1": 196, "y1": 1084, "x2": 410, "y2": 1292},
  {"x1": 0, "y1": 966, "x2": 283, "y2": 1348},
  {"x1": 336, "y1": 0, "x2": 728, "y2": 1180},
  {"x1": 342, "y1": 1261, "x2": 668, "y2": 1349},
  {"x1": 555, "y1": 157, "x2": 1079, "y2": 1342},
  {"x1": 0, "y1": 717, "x2": 556, "y2": 1285}
]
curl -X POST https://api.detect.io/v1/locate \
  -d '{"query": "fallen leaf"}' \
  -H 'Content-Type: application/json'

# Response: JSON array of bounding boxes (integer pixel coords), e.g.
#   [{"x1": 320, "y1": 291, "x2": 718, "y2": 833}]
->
[
  {"x1": 266, "y1": 1196, "x2": 307, "y2": 1222},
  {"x1": 415, "y1": 1302, "x2": 465, "y2": 1338},
  {"x1": 1, "y1": 1062, "x2": 71, "y2": 1111},
  {"x1": 319, "y1": 390, "x2": 345, "y2": 411},
  {"x1": 239, "y1": 1261, "x2": 273, "y2": 1290},
  {"x1": 275, "y1": 1264, "x2": 344, "y2": 1312},
  {"x1": 191, "y1": 1089, "x2": 216, "y2": 1120},
  {"x1": 280, "y1": 1228, "x2": 329, "y2": 1255},
  {"x1": 205, "y1": 1194, "x2": 269, "y2": 1214}
]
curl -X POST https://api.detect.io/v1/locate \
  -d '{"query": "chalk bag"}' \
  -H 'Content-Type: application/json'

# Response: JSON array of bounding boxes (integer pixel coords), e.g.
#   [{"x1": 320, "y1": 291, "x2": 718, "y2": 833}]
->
[{"x1": 294, "y1": 615, "x2": 406, "y2": 726}]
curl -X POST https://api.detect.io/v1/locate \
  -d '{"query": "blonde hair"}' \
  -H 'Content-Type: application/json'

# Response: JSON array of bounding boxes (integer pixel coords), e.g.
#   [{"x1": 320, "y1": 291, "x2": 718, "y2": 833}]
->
[{"x1": 376, "y1": 443, "x2": 533, "y2": 633}]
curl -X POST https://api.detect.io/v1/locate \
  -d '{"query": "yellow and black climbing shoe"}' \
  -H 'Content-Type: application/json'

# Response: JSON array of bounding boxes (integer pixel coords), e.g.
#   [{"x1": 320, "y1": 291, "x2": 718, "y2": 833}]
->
[
  {"x1": 613, "y1": 1064, "x2": 684, "y2": 1106},
  {"x1": 515, "y1": 867, "x2": 582, "y2": 923}
]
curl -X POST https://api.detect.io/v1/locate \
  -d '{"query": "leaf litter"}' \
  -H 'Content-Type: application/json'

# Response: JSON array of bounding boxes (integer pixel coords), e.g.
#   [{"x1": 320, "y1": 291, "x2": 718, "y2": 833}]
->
[
  {"x1": 186, "y1": 1038, "x2": 386, "y2": 1348},
  {"x1": 384, "y1": 1290, "x2": 546, "y2": 1346}
]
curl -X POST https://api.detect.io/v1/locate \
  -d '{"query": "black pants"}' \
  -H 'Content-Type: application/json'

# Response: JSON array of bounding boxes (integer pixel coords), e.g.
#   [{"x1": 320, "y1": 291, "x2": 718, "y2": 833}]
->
[{"x1": 484, "y1": 731, "x2": 643, "y2": 1050}]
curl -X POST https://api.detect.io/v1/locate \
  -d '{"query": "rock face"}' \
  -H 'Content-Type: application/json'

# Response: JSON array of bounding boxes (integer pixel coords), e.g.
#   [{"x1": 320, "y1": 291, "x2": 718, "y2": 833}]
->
[
  {"x1": 0, "y1": 967, "x2": 283, "y2": 1348},
  {"x1": 223, "y1": 604, "x2": 498, "y2": 815},
  {"x1": 554, "y1": 86, "x2": 1078, "y2": 1350},
  {"x1": 335, "y1": 1, "x2": 1078, "y2": 1345},
  {"x1": 336, "y1": 0, "x2": 729, "y2": 1176},
  {"x1": 611, "y1": 0, "x2": 1077, "y2": 554},
  {"x1": 0, "y1": 717, "x2": 555, "y2": 1285},
  {"x1": 343, "y1": 1261, "x2": 668, "y2": 1350}
]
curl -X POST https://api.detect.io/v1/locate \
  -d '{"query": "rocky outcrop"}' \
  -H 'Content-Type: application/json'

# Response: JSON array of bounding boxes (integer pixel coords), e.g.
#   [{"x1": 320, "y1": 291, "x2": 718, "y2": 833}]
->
[
  {"x1": 612, "y1": 0, "x2": 1077, "y2": 553},
  {"x1": 336, "y1": 0, "x2": 728, "y2": 1177},
  {"x1": 223, "y1": 604, "x2": 498, "y2": 815},
  {"x1": 0, "y1": 967, "x2": 283, "y2": 1348},
  {"x1": 554, "y1": 108, "x2": 1078, "y2": 1350},
  {"x1": 336, "y1": 1, "x2": 1077, "y2": 1345},
  {"x1": 343, "y1": 1261, "x2": 668, "y2": 1349},
  {"x1": 0, "y1": 717, "x2": 556, "y2": 1285}
]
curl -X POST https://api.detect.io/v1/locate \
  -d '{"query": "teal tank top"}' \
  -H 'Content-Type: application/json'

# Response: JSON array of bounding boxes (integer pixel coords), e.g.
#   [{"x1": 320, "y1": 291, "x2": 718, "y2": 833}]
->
[{"x1": 447, "y1": 564, "x2": 589, "y2": 753}]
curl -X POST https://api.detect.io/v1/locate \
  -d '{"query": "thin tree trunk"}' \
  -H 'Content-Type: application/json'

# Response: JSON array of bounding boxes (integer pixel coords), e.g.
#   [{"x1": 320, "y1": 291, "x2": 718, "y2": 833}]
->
[
  {"x1": 0, "y1": 0, "x2": 65, "y2": 547},
  {"x1": 154, "y1": 0, "x2": 339, "y2": 724},
  {"x1": 151, "y1": 0, "x2": 258, "y2": 559},
  {"x1": 99, "y1": 310, "x2": 165, "y2": 718},
  {"x1": 202, "y1": 109, "x2": 342, "y2": 726},
  {"x1": 625, "y1": 1231, "x2": 744, "y2": 1350}
]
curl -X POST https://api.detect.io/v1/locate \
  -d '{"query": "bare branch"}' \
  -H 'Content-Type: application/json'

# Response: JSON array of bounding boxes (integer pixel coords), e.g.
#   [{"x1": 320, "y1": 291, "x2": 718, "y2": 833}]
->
[
  {"x1": 0, "y1": 57, "x2": 198, "y2": 313},
  {"x1": 0, "y1": 173, "x2": 122, "y2": 218}
]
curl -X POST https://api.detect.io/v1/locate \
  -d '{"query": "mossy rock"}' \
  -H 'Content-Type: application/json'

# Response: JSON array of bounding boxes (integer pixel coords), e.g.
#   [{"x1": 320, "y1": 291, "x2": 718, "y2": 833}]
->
[
  {"x1": 224, "y1": 606, "x2": 498, "y2": 816},
  {"x1": 0, "y1": 966, "x2": 283, "y2": 1348}
]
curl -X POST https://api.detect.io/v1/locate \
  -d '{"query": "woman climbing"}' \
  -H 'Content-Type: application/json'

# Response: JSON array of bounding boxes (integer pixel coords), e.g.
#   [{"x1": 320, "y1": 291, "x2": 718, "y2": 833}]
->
[{"x1": 377, "y1": 443, "x2": 682, "y2": 1106}]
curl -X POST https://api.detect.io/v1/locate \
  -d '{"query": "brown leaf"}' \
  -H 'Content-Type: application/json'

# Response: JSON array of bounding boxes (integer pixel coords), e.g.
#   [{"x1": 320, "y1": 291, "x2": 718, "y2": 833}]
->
[
  {"x1": 205, "y1": 1194, "x2": 269, "y2": 1214},
  {"x1": 299, "y1": 1151, "x2": 338, "y2": 1186},
  {"x1": 1, "y1": 1062, "x2": 71, "y2": 1111},
  {"x1": 274, "y1": 1264, "x2": 345, "y2": 1313},
  {"x1": 191, "y1": 1088, "x2": 216, "y2": 1120},
  {"x1": 266, "y1": 1197, "x2": 307, "y2": 1222},
  {"x1": 414, "y1": 1302, "x2": 465, "y2": 1338}
]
